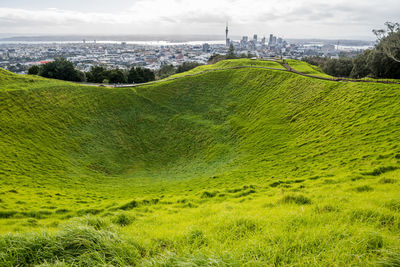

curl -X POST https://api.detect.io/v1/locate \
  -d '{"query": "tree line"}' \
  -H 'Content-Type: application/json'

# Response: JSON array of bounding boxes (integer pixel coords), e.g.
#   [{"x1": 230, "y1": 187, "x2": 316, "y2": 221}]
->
[
  {"x1": 28, "y1": 58, "x2": 207, "y2": 83},
  {"x1": 28, "y1": 57, "x2": 156, "y2": 84},
  {"x1": 303, "y1": 22, "x2": 400, "y2": 79}
]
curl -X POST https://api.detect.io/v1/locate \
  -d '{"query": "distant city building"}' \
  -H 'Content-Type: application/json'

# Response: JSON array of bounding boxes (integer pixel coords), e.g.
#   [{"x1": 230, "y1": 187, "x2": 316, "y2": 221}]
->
[
  {"x1": 226, "y1": 23, "x2": 230, "y2": 47},
  {"x1": 0, "y1": 23, "x2": 368, "y2": 75},
  {"x1": 269, "y1": 34, "x2": 274, "y2": 46},
  {"x1": 240, "y1": 36, "x2": 248, "y2": 48},
  {"x1": 202, "y1": 43, "x2": 210, "y2": 52},
  {"x1": 261, "y1": 37, "x2": 266, "y2": 45}
]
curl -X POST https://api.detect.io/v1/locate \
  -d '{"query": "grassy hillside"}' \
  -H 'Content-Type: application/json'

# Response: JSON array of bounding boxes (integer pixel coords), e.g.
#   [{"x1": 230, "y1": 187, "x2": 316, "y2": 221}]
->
[
  {"x1": 1, "y1": 60, "x2": 400, "y2": 266},
  {"x1": 285, "y1": 59, "x2": 333, "y2": 78},
  {"x1": 167, "y1": 58, "x2": 285, "y2": 78}
]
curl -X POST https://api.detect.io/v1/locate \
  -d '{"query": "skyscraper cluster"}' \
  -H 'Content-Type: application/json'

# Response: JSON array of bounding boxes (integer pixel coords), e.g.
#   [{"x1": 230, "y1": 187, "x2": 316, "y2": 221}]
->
[{"x1": 225, "y1": 24, "x2": 286, "y2": 51}]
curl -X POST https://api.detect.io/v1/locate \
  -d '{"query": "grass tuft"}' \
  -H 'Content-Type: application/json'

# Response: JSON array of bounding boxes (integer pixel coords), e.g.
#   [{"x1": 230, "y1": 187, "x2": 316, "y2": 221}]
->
[
  {"x1": 119, "y1": 200, "x2": 138, "y2": 210},
  {"x1": 279, "y1": 194, "x2": 312, "y2": 205},
  {"x1": 0, "y1": 223, "x2": 142, "y2": 266},
  {"x1": 354, "y1": 185, "x2": 374, "y2": 192},
  {"x1": 363, "y1": 166, "x2": 399, "y2": 176},
  {"x1": 201, "y1": 191, "x2": 218, "y2": 198},
  {"x1": 112, "y1": 213, "x2": 135, "y2": 226}
]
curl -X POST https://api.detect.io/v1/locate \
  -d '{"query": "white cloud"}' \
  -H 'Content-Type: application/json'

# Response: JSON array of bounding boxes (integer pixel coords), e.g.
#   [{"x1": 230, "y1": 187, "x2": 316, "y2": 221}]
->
[
  {"x1": 0, "y1": 8, "x2": 131, "y2": 25},
  {"x1": 0, "y1": 0, "x2": 399, "y2": 38}
]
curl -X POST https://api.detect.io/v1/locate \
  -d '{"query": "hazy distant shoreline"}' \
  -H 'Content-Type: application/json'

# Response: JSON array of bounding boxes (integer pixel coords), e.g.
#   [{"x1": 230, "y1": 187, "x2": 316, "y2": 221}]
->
[{"x1": 0, "y1": 35, "x2": 374, "y2": 47}]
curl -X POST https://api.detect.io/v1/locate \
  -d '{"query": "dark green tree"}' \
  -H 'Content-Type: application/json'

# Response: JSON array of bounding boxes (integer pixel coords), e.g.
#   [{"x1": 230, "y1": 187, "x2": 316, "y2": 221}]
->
[
  {"x1": 373, "y1": 22, "x2": 400, "y2": 63},
  {"x1": 302, "y1": 56, "x2": 328, "y2": 67},
  {"x1": 28, "y1": 65, "x2": 40, "y2": 75},
  {"x1": 87, "y1": 66, "x2": 108, "y2": 83},
  {"x1": 366, "y1": 49, "x2": 400, "y2": 78},
  {"x1": 322, "y1": 58, "x2": 353, "y2": 77},
  {"x1": 108, "y1": 69, "x2": 127, "y2": 84},
  {"x1": 157, "y1": 64, "x2": 176, "y2": 79},
  {"x1": 128, "y1": 67, "x2": 155, "y2": 83},
  {"x1": 142, "y1": 68, "x2": 155, "y2": 82},
  {"x1": 39, "y1": 57, "x2": 84, "y2": 82},
  {"x1": 227, "y1": 43, "x2": 236, "y2": 59},
  {"x1": 350, "y1": 51, "x2": 371, "y2": 78},
  {"x1": 128, "y1": 67, "x2": 139, "y2": 83}
]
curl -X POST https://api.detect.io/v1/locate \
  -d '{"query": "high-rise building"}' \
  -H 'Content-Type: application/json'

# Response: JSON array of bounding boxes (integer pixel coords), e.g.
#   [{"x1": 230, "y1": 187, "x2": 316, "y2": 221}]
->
[
  {"x1": 226, "y1": 23, "x2": 229, "y2": 47},
  {"x1": 269, "y1": 34, "x2": 274, "y2": 46},
  {"x1": 253, "y1": 34, "x2": 258, "y2": 42},
  {"x1": 202, "y1": 43, "x2": 210, "y2": 52},
  {"x1": 240, "y1": 36, "x2": 249, "y2": 48}
]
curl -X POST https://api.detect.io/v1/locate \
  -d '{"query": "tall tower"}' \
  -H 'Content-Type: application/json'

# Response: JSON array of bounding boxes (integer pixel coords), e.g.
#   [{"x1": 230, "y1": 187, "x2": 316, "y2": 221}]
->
[{"x1": 225, "y1": 22, "x2": 229, "y2": 47}]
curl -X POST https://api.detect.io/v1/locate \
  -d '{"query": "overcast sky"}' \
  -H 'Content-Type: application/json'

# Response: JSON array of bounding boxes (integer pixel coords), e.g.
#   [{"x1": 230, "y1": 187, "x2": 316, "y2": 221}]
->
[{"x1": 0, "y1": 0, "x2": 399, "y2": 40}]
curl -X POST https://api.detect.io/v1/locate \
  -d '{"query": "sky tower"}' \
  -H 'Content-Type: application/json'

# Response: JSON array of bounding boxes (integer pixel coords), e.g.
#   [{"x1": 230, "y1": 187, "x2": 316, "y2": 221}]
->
[{"x1": 225, "y1": 22, "x2": 230, "y2": 47}]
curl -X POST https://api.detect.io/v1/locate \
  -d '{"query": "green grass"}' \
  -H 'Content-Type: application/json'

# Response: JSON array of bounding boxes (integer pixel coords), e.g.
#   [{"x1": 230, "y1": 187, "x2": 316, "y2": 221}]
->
[
  {"x1": 1, "y1": 59, "x2": 400, "y2": 265},
  {"x1": 167, "y1": 58, "x2": 285, "y2": 78},
  {"x1": 285, "y1": 59, "x2": 333, "y2": 78}
]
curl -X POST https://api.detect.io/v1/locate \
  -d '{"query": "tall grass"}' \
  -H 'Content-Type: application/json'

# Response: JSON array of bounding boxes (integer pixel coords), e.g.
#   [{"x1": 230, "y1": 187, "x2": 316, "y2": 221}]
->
[{"x1": 1, "y1": 59, "x2": 400, "y2": 265}]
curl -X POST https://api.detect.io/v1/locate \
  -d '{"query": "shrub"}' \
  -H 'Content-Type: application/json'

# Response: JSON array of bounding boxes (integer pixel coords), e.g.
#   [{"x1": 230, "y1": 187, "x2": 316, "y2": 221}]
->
[
  {"x1": 366, "y1": 232, "x2": 384, "y2": 250},
  {"x1": 379, "y1": 178, "x2": 397, "y2": 184},
  {"x1": 363, "y1": 166, "x2": 399, "y2": 176},
  {"x1": 112, "y1": 213, "x2": 135, "y2": 226},
  {"x1": 269, "y1": 181, "x2": 283, "y2": 187},
  {"x1": 279, "y1": 194, "x2": 312, "y2": 205},
  {"x1": 201, "y1": 191, "x2": 218, "y2": 198},
  {"x1": 354, "y1": 185, "x2": 374, "y2": 192},
  {"x1": 0, "y1": 210, "x2": 17, "y2": 218},
  {"x1": 119, "y1": 200, "x2": 138, "y2": 210}
]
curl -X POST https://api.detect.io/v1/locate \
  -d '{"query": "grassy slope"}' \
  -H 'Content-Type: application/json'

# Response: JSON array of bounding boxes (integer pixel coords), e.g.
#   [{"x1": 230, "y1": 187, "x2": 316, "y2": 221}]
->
[
  {"x1": 1, "y1": 60, "x2": 400, "y2": 266},
  {"x1": 285, "y1": 59, "x2": 333, "y2": 78},
  {"x1": 167, "y1": 58, "x2": 285, "y2": 79}
]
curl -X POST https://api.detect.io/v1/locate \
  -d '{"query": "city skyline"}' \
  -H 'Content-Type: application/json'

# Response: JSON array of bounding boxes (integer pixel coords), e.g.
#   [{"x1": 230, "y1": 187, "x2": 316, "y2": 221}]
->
[{"x1": 0, "y1": 0, "x2": 399, "y2": 40}]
